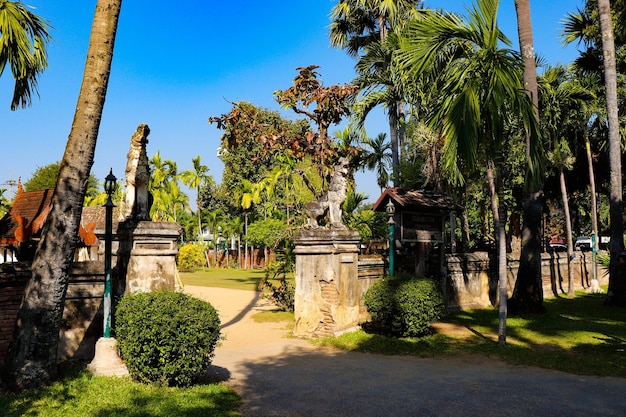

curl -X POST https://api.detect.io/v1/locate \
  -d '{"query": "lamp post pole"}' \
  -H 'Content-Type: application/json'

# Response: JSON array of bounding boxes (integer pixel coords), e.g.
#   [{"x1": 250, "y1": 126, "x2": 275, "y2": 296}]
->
[
  {"x1": 88, "y1": 169, "x2": 128, "y2": 377},
  {"x1": 103, "y1": 169, "x2": 117, "y2": 338},
  {"x1": 386, "y1": 200, "x2": 396, "y2": 277}
]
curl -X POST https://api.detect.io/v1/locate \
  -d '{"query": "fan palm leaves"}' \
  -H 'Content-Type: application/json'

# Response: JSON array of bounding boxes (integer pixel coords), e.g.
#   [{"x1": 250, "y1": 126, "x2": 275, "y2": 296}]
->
[
  {"x1": 180, "y1": 155, "x2": 212, "y2": 240},
  {"x1": 397, "y1": 0, "x2": 543, "y2": 344},
  {"x1": 0, "y1": 0, "x2": 51, "y2": 109},
  {"x1": 362, "y1": 132, "x2": 392, "y2": 191}
]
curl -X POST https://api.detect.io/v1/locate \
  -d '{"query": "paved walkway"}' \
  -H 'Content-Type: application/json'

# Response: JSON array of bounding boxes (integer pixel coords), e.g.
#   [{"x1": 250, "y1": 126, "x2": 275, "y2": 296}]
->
[{"x1": 185, "y1": 285, "x2": 626, "y2": 417}]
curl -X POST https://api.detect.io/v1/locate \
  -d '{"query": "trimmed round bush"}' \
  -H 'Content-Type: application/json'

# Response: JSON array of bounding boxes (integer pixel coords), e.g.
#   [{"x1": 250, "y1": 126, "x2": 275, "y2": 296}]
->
[
  {"x1": 364, "y1": 274, "x2": 445, "y2": 338},
  {"x1": 115, "y1": 291, "x2": 220, "y2": 387},
  {"x1": 177, "y1": 243, "x2": 206, "y2": 271}
]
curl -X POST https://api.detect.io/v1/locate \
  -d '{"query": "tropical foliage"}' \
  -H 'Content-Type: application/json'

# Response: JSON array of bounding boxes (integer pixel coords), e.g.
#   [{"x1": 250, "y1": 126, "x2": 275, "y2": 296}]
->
[{"x1": 0, "y1": 0, "x2": 51, "y2": 110}]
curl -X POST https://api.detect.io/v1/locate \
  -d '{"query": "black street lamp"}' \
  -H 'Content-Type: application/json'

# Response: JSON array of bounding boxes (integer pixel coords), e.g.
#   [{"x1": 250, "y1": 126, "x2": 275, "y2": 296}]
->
[
  {"x1": 386, "y1": 199, "x2": 396, "y2": 277},
  {"x1": 103, "y1": 168, "x2": 117, "y2": 338}
]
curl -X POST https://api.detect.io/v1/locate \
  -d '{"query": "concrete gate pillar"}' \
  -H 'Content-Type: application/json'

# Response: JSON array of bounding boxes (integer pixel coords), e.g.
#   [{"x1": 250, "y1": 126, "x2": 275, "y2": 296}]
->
[
  {"x1": 293, "y1": 229, "x2": 361, "y2": 337},
  {"x1": 116, "y1": 220, "x2": 180, "y2": 294}
]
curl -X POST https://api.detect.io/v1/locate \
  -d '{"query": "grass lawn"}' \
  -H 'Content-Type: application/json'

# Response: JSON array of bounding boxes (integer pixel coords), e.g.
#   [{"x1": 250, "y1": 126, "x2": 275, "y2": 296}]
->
[
  {"x1": 0, "y1": 364, "x2": 240, "y2": 417},
  {"x1": 10, "y1": 270, "x2": 620, "y2": 413},
  {"x1": 182, "y1": 269, "x2": 625, "y2": 378},
  {"x1": 179, "y1": 268, "x2": 268, "y2": 291},
  {"x1": 316, "y1": 289, "x2": 626, "y2": 378}
]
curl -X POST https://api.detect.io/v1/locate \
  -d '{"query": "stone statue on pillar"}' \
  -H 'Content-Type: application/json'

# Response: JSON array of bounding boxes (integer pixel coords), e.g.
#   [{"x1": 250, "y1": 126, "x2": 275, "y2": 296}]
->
[
  {"x1": 123, "y1": 123, "x2": 152, "y2": 221},
  {"x1": 116, "y1": 123, "x2": 180, "y2": 294},
  {"x1": 295, "y1": 156, "x2": 364, "y2": 338},
  {"x1": 304, "y1": 157, "x2": 350, "y2": 229}
]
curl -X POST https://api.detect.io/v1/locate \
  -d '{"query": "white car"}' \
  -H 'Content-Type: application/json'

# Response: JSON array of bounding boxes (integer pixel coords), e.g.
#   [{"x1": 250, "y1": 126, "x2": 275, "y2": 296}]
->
[{"x1": 574, "y1": 237, "x2": 592, "y2": 251}]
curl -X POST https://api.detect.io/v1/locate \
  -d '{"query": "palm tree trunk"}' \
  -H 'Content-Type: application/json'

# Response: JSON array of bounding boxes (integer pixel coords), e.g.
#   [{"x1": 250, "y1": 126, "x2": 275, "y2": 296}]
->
[
  {"x1": 585, "y1": 135, "x2": 600, "y2": 292},
  {"x1": 487, "y1": 160, "x2": 507, "y2": 345},
  {"x1": 598, "y1": 0, "x2": 626, "y2": 306},
  {"x1": 197, "y1": 198, "x2": 202, "y2": 242},
  {"x1": 244, "y1": 212, "x2": 249, "y2": 269},
  {"x1": 559, "y1": 168, "x2": 575, "y2": 297},
  {"x1": 397, "y1": 100, "x2": 406, "y2": 161},
  {"x1": 510, "y1": 0, "x2": 545, "y2": 315},
  {"x1": 4, "y1": 0, "x2": 122, "y2": 390},
  {"x1": 388, "y1": 102, "x2": 399, "y2": 186}
]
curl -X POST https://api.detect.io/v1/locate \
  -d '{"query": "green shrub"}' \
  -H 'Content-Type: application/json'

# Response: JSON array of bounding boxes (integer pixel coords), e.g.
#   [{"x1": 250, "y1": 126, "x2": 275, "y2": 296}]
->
[
  {"x1": 258, "y1": 260, "x2": 294, "y2": 312},
  {"x1": 115, "y1": 291, "x2": 220, "y2": 387},
  {"x1": 364, "y1": 274, "x2": 445, "y2": 338},
  {"x1": 177, "y1": 243, "x2": 206, "y2": 271}
]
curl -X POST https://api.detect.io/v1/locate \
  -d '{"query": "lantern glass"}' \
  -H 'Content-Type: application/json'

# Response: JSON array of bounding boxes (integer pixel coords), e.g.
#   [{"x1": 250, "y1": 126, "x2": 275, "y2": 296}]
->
[
  {"x1": 385, "y1": 200, "x2": 395, "y2": 216},
  {"x1": 104, "y1": 169, "x2": 117, "y2": 196}
]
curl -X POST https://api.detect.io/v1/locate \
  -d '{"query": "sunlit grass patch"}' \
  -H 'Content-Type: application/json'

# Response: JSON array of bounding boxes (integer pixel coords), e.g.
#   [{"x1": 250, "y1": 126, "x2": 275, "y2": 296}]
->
[
  {"x1": 0, "y1": 364, "x2": 241, "y2": 417},
  {"x1": 251, "y1": 310, "x2": 294, "y2": 323}
]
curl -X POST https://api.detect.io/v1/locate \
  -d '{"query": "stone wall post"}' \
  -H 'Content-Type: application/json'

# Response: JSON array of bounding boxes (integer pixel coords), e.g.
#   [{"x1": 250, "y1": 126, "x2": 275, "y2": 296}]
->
[
  {"x1": 116, "y1": 221, "x2": 180, "y2": 294},
  {"x1": 293, "y1": 229, "x2": 361, "y2": 338}
]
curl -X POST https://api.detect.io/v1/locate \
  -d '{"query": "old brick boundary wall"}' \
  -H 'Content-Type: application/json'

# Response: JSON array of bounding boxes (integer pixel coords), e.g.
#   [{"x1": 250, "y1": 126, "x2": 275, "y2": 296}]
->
[
  {"x1": 445, "y1": 251, "x2": 608, "y2": 311},
  {"x1": 0, "y1": 261, "x2": 107, "y2": 367}
]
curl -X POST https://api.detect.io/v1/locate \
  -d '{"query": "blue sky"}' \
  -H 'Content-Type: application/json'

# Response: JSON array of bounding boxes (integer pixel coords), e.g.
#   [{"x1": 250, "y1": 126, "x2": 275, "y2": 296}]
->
[{"x1": 1, "y1": 0, "x2": 583, "y2": 204}]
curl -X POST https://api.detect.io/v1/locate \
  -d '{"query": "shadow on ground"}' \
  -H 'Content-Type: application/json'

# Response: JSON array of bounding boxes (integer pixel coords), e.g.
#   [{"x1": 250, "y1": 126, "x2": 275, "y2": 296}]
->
[{"x1": 225, "y1": 345, "x2": 626, "y2": 417}]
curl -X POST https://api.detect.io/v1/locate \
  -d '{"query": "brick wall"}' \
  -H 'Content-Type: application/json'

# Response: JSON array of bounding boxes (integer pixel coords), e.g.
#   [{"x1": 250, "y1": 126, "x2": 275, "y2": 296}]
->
[
  {"x1": 0, "y1": 264, "x2": 29, "y2": 364},
  {"x1": 0, "y1": 261, "x2": 108, "y2": 366},
  {"x1": 445, "y1": 251, "x2": 608, "y2": 311}
]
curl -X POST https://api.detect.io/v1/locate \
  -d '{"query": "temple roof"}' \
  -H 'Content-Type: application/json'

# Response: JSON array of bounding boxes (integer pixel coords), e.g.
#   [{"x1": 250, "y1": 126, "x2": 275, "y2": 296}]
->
[
  {"x1": 81, "y1": 205, "x2": 122, "y2": 233},
  {"x1": 0, "y1": 188, "x2": 118, "y2": 248},
  {"x1": 372, "y1": 187, "x2": 463, "y2": 213},
  {"x1": 0, "y1": 188, "x2": 53, "y2": 246}
]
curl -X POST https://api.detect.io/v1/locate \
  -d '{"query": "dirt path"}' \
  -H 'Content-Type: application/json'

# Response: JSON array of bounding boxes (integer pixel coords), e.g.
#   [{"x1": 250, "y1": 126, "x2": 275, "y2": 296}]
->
[{"x1": 185, "y1": 285, "x2": 626, "y2": 417}]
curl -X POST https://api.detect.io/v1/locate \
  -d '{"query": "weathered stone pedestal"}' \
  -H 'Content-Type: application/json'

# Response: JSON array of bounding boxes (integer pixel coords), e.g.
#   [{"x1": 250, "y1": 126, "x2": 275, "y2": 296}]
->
[
  {"x1": 293, "y1": 229, "x2": 361, "y2": 338},
  {"x1": 87, "y1": 337, "x2": 129, "y2": 377},
  {"x1": 117, "y1": 221, "x2": 180, "y2": 293}
]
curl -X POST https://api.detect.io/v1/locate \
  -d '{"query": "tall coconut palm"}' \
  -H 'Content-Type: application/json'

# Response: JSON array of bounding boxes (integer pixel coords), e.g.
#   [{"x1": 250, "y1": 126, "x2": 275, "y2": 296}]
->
[
  {"x1": 149, "y1": 151, "x2": 177, "y2": 190},
  {"x1": 362, "y1": 132, "x2": 392, "y2": 191},
  {"x1": 236, "y1": 179, "x2": 261, "y2": 269},
  {"x1": 352, "y1": 35, "x2": 406, "y2": 183},
  {"x1": 203, "y1": 209, "x2": 224, "y2": 267},
  {"x1": 508, "y1": 0, "x2": 546, "y2": 315},
  {"x1": 4, "y1": 0, "x2": 123, "y2": 390},
  {"x1": 329, "y1": 0, "x2": 421, "y2": 57},
  {"x1": 398, "y1": 0, "x2": 543, "y2": 344},
  {"x1": 0, "y1": 0, "x2": 51, "y2": 110},
  {"x1": 597, "y1": 0, "x2": 625, "y2": 306},
  {"x1": 180, "y1": 155, "x2": 212, "y2": 241},
  {"x1": 152, "y1": 179, "x2": 189, "y2": 223},
  {"x1": 330, "y1": 0, "x2": 421, "y2": 185},
  {"x1": 0, "y1": 187, "x2": 9, "y2": 216},
  {"x1": 538, "y1": 65, "x2": 594, "y2": 297},
  {"x1": 228, "y1": 216, "x2": 244, "y2": 268}
]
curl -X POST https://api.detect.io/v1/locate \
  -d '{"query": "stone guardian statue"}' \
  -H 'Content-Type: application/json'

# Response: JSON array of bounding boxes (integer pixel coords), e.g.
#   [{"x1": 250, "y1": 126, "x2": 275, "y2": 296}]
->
[
  {"x1": 304, "y1": 157, "x2": 350, "y2": 229},
  {"x1": 123, "y1": 123, "x2": 152, "y2": 221}
]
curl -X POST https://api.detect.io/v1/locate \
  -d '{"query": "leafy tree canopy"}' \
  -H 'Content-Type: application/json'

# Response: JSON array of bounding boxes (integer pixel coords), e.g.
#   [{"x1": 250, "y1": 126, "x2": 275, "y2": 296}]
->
[
  {"x1": 245, "y1": 218, "x2": 289, "y2": 249},
  {"x1": 24, "y1": 161, "x2": 99, "y2": 202}
]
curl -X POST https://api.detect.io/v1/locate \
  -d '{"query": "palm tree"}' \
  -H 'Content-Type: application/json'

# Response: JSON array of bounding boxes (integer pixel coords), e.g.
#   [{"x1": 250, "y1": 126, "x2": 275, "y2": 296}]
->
[
  {"x1": 352, "y1": 35, "x2": 405, "y2": 183},
  {"x1": 149, "y1": 151, "x2": 177, "y2": 190},
  {"x1": 362, "y1": 132, "x2": 391, "y2": 192},
  {"x1": 508, "y1": 0, "x2": 545, "y2": 315},
  {"x1": 538, "y1": 65, "x2": 593, "y2": 297},
  {"x1": 236, "y1": 179, "x2": 261, "y2": 269},
  {"x1": 329, "y1": 0, "x2": 421, "y2": 57},
  {"x1": 0, "y1": 0, "x2": 51, "y2": 110},
  {"x1": 330, "y1": 0, "x2": 421, "y2": 185},
  {"x1": 149, "y1": 153, "x2": 179, "y2": 220},
  {"x1": 398, "y1": 0, "x2": 543, "y2": 344},
  {"x1": 597, "y1": 0, "x2": 625, "y2": 306},
  {"x1": 228, "y1": 216, "x2": 244, "y2": 268},
  {"x1": 4, "y1": 0, "x2": 123, "y2": 390},
  {"x1": 561, "y1": 3, "x2": 622, "y2": 294},
  {"x1": 0, "y1": 187, "x2": 9, "y2": 217},
  {"x1": 180, "y1": 156, "x2": 212, "y2": 241},
  {"x1": 203, "y1": 209, "x2": 224, "y2": 267}
]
